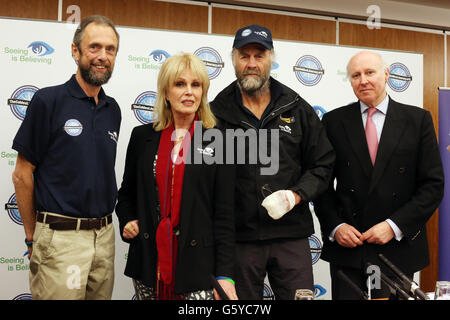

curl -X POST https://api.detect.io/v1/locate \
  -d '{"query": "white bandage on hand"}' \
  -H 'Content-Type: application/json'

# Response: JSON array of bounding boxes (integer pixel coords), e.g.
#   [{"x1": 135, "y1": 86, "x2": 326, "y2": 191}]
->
[{"x1": 261, "y1": 190, "x2": 296, "y2": 220}]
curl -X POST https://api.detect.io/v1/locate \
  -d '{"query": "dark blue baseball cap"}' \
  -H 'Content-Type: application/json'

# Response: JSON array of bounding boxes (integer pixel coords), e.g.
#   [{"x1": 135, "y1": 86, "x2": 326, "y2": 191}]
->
[{"x1": 232, "y1": 24, "x2": 273, "y2": 50}]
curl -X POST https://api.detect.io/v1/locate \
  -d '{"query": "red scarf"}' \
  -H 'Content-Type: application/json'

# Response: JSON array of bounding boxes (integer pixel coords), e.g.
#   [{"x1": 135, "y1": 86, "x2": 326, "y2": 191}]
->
[{"x1": 155, "y1": 117, "x2": 196, "y2": 299}]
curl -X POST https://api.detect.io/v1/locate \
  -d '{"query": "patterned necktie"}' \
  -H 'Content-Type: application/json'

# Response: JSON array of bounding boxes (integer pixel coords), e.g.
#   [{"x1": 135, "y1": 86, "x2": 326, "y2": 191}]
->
[{"x1": 365, "y1": 107, "x2": 378, "y2": 165}]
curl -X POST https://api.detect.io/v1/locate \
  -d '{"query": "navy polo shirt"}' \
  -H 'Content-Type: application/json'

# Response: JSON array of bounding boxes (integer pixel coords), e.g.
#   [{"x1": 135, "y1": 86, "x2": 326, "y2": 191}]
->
[{"x1": 12, "y1": 75, "x2": 121, "y2": 218}]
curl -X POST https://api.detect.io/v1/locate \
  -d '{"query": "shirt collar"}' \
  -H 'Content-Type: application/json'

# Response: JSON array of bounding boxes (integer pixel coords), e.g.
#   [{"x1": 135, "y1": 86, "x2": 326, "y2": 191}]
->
[
  {"x1": 66, "y1": 74, "x2": 108, "y2": 106},
  {"x1": 360, "y1": 94, "x2": 389, "y2": 115}
]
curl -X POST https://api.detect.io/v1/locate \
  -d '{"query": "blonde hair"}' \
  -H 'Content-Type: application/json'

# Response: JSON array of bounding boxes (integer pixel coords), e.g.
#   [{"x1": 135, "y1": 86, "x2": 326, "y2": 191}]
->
[{"x1": 153, "y1": 53, "x2": 216, "y2": 131}]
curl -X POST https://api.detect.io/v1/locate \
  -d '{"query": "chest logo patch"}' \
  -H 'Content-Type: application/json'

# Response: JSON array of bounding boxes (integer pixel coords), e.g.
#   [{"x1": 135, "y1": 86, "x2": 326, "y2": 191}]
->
[
  {"x1": 280, "y1": 115, "x2": 295, "y2": 124},
  {"x1": 108, "y1": 131, "x2": 118, "y2": 143},
  {"x1": 64, "y1": 119, "x2": 83, "y2": 136},
  {"x1": 279, "y1": 125, "x2": 292, "y2": 134},
  {"x1": 197, "y1": 147, "x2": 214, "y2": 157}
]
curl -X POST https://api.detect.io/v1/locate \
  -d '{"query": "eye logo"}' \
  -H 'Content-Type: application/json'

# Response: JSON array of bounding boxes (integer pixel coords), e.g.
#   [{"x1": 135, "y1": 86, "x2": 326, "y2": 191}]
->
[
  {"x1": 388, "y1": 62, "x2": 412, "y2": 92},
  {"x1": 7, "y1": 85, "x2": 39, "y2": 121},
  {"x1": 314, "y1": 284, "x2": 327, "y2": 298},
  {"x1": 131, "y1": 91, "x2": 157, "y2": 124},
  {"x1": 293, "y1": 55, "x2": 325, "y2": 86},
  {"x1": 64, "y1": 119, "x2": 83, "y2": 136},
  {"x1": 312, "y1": 105, "x2": 327, "y2": 120},
  {"x1": 149, "y1": 50, "x2": 170, "y2": 64},
  {"x1": 271, "y1": 61, "x2": 279, "y2": 71},
  {"x1": 194, "y1": 47, "x2": 224, "y2": 80},
  {"x1": 27, "y1": 41, "x2": 55, "y2": 56},
  {"x1": 4, "y1": 193, "x2": 22, "y2": 226},
  {"x1": 308, "y1": 234, "x2": 322, "y2": 265}
]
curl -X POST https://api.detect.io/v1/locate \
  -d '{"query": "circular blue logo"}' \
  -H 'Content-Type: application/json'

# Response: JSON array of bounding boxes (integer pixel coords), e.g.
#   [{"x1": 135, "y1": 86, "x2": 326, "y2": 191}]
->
[
  {"x1": 312, "y1": 105, "x2": 327, "y2": 120},
  {"x1": 5, "y1": 194, "x2": 22, "y2": 226},
  {"x1": 309, "y1": 235, "x2": 322, "y2": 265},
  {"x1": 194, "y1": 47, "x2": 224, "y2": 80},
  {"x1": 12, "y1": 293, "x2": 32, "y2": 300},
  {"x1": 388, "y1": 62, "x2": 412, "y2": 92},
  {"x1": 8, "y1": 85, "x2": 39, "y2": 121},
  {"x1": 263, "y1": 283, "x2": 274, "y2": 300},
  {"x1": 293, "y1": 55, "x2": 324, "y2": 86},
  {"x1": 64, "y1": 119, "x2": 83, "y2": 136},
  {"x1": 132, "y1": 91, "x2": 157, "y2": 124}
]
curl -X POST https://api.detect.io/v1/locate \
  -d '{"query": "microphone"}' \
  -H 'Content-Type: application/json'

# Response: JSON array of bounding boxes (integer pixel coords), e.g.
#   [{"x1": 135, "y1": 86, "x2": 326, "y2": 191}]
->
[
  {"x1": 210, "y1": 275, "x2": 230, "y2": 300},
  {"x1": 366, "y1": 262, "x2": 413, "y2": 300},
  {"x1": 378, "y1": 253, "x2": 428, "y2": 300},
  {"x1": 336, "y1": 269, "x2": 369, "y2": 300}
]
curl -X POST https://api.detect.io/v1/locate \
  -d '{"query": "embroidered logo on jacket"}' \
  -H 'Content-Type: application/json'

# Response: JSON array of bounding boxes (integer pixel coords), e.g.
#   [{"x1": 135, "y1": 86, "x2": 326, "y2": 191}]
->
[
  {"x1": 279, "y1": 125, "x2": 292, "y2": 134},
  {"x1": 196, "y1": 147, "x2": 214, "y2": 156},
  {"x1": 280, "y1": 115, "x2": 295, "y2": 124}
]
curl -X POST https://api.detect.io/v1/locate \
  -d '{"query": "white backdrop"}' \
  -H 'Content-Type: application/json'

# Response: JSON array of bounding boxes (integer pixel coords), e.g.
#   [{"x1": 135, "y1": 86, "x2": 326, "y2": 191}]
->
[{"x1": 0, "y1": 17, "x2": 423, "y2": 300}]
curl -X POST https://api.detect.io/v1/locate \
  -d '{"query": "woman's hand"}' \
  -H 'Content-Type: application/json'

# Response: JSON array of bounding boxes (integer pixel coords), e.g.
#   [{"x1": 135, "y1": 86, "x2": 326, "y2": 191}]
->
[{"x1": 123, "y1": 220, "x2": 139, "y2": 239}]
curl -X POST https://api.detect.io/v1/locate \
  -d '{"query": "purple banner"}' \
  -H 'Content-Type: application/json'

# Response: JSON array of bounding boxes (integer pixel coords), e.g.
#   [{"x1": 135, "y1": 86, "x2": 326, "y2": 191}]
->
[{"x1": 438, "y1": 88, "x2": 450, "y2": 281}]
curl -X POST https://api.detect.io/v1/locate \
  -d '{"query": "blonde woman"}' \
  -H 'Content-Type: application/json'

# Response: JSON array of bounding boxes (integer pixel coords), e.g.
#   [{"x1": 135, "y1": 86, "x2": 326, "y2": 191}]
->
[{"x1": 116, "y1": 53, "x2": 237, "y2": 300}]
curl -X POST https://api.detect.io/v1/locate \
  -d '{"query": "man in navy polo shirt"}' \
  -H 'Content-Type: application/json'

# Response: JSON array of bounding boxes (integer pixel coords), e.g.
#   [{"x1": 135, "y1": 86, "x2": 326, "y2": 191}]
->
[{"x1": 12, "y1": 15, "x2": 121, "y2": 300}]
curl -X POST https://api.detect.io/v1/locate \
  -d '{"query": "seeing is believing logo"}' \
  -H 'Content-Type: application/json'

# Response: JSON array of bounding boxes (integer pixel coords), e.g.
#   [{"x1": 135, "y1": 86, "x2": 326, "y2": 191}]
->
[
  {"x1": 4, "y1": 41, "x2": 55, "y2": 64},
  {"x1": 28, "y1": 41, "x2": 54, "y2": 56}
]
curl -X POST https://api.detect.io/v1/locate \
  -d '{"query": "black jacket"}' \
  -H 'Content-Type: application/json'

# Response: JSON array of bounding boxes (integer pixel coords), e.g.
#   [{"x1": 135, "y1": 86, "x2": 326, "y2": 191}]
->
[
  {"x1": 210, "y1": 78, "x2": 335, "y2": 241},
  {"x1": 314, "y1": 98, "x2": 444, "y2": 274},
  {"x1": 115, "y1": 123, "x2": 235, "y2": 294}
]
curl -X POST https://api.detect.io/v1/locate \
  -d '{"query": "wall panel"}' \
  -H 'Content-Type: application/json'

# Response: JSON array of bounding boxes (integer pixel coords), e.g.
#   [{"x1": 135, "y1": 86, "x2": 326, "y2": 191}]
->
[
  {"x1": 0, "y1": 0, "x2": 58, "y2": 20},
  {"x1": 447, "y1": 34, "x2": 449, "y2": 87},
  {"x1": 212, "y1": 7, "x2": 336, "y2": 44},
  {"x1": 340, "y1": 22, "x2": 445, "y2": 293},
  {"x1": 61, "y1": 0, "x2": 208, "y2": 32}
]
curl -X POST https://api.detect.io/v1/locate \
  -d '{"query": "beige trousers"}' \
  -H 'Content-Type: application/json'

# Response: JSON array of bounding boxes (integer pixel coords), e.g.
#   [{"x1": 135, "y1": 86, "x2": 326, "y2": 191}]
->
[{"x1": 29, "y1": 213, "x2": 115, "y2": 300}]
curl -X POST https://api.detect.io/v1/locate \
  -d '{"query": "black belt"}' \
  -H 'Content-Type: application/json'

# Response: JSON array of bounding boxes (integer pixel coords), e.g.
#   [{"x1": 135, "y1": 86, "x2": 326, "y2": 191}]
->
[{"x1": 37, "y1": 212, "x2": 112, "y2": 231}]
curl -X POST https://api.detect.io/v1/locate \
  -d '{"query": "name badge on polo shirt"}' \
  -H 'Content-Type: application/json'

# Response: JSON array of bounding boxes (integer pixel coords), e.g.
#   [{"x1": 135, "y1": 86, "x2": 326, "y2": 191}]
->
[{"x1": 64, "y1": 119, "x2": 83, "y2": 136}]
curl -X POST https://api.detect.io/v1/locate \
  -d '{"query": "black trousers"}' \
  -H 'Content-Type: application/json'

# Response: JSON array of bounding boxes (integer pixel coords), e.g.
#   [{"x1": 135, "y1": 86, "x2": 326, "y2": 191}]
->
[
  {"x1": 234, "y1": 238, "x2": 313, "y2": 300},
  {"x1": 330, "y1": 264, "x2": 414, "y2": 300}
]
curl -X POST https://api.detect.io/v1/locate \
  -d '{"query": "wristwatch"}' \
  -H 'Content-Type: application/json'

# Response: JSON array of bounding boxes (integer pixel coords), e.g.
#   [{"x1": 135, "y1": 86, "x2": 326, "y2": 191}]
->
[{"x1": 24, "y1": 238, "x2": 33, "y2": 248}]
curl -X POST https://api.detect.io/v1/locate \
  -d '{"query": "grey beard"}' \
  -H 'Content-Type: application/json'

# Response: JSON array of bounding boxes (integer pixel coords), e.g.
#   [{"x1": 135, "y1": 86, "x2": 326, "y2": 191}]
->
[
  {"x1": 80, "y1": 64, "x2": 112, "y2": 87},
  {"x1": 237, "y1": 74, "x2": 270, "y2": 97}
]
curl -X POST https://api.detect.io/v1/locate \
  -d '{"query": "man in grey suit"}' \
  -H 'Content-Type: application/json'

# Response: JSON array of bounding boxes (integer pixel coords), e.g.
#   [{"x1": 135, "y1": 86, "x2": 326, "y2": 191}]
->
[{"x1": 315, "y1": 50, "x2": 444, "y2": 300}]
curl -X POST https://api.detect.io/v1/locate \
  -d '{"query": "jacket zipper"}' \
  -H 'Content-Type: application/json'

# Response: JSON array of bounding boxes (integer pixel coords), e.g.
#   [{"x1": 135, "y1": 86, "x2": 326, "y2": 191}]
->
[
  {"x1": 260, "y1": 95, "x2": 300, "y2": 128},
  {"x1": 239, "y1": 95, "x2": 300, "y2": 129}
]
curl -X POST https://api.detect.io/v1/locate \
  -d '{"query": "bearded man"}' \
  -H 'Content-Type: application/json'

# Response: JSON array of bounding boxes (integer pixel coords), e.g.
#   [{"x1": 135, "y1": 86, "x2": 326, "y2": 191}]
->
[
  {"x1": 12, "y1": 15, "x2": 121, "y2": 300},
  {"x1": 210, "y1": 24, "x2": 335, "y2": 300}
]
